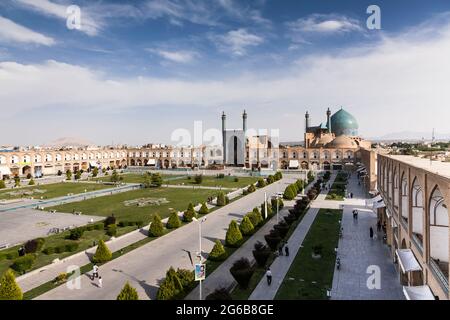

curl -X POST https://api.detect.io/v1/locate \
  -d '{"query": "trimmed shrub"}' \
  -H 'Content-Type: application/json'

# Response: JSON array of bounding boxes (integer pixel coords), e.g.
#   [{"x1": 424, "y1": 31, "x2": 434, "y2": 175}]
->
[
  {"x1": 239, "y1": 216, "x2": 255, "y2": 236},
  {"x1": 43, "y1": 247, "x2": 55, "y2": 255},
  {"x1": 156, "y1": 267, "x2": 183, "y2": 300},
  {"x1": 194, "y1": 174, "x2": 203, "y2": 184},
  {"x1": 205, "y1": 288, "x2": 232, "y2": 300},
  {"x1": 198, "y1": 202, "x2": 209, "y2": 215},
  {"x1": 11, "y1": 254, "x2": 36, "y2": 273},
  {"x1": 274, "y1": 222, "x2": 290, "y2": 238},
  {"x1": 106, "y1": 224, "x2": 117, "y2": 237},
  {"x1": 283, "y1": 185, "x2": 295, "y2": 200},
  {"x1": 94, "y1": 223, "x2": 103, "y2": 230},
  {"x1": 28, "y1": 179, "x2": 35, "y2": 186},
  {"x1": 24, "y1": 238, "x2": 45, "y2": 254},
  {"x1": 216, "y1": 191, "x2": 226, "y2": 206},
  {"x1": 68, "y1": 228, "x2": 84, "y2": 240},
  {"x1": 166, "y1": 211, "x2": 181, "y2": 229},
  {"x1": 151, "y1": 173, "x2": 163, "y2": 187},
  {"x1": 175, "y1": 268, "x2": 195, "y2": 293},
  {"x1": 261, "y1": 202, "x2": 272, "y2": 218},
  {"x1": 117, "y1": 282, "x2": 139, "y2": 300},
  {"x1": 225, "y1": 220, "x2": 243, "y2": 247},
  {"x1": 54, "y1": 245, "x2": 66, "y2": 254},
  {"x1": 256, "y1": 178, "x2": 266, "y2": 188},
  {"x1": 183, "y1": 203, "x2": 197, "y2": 222},
  {"x1": 104, "y1": 215, "x2": 116, "y2": 228},
  {"x1": 6, "y1": 252, "x2": 19, "y2": 260},
  {"x1": 264, "y1": 230, "x2": 282, "y2": 251},
  {"x1": 0, "y1": 180, "x2": 6, "y2": 189},
  {"x1": 0, "y1": 270, "x2": 23, "y2": 300},
  {"x1": 65, "y1": 243, "x2": 79, "y2": 252},
  {"x1": 149, "y1": 214, "x2": 165, "y2": 237},
  {"x1": 208, "y1": 240, "x2": 227, "y2": 261},
  {"x1": 225, "y1": 195, "x2": 230, "y2": 205},
  {"x1": 247, "y1": 207, "x2": 263, "y2": 227},
  {"x1": 267, "y1": 175, "x2": 274, "y2": 184},
  {"x1": 247, "y1": 184, "x2": 256, "y2": 193},
  {"x1": 92, "y1": 239, "x2": 112, "y2": 263},
  {"x1": 296, "y1": 179, "x2": 304, "y2": 193},
  {"x1": 252, "y1": 241, "x2": 271, "y2": 268},
  {"x1": 229, "y1": 258, "x2": 254, "y2": 289}
]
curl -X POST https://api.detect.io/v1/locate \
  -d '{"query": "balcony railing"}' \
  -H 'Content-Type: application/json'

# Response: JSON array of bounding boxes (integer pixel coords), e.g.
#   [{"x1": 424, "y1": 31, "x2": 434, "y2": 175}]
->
[{"x1": 430, "y1": 259, "x2": 449, "y2": 295}]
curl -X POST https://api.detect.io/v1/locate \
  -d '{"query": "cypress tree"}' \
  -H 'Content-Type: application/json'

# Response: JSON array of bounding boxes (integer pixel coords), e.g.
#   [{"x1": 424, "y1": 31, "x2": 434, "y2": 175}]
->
[
  {"x1": 239, "y1": 216, "x2": 255, "y2": 236},
  {"x1": 183, "y1": 203, "x2": 197, "y2": 222},
  {"x1": 208, "y1": 240, "x2": 227, "y2": 261},
  {"x1": 93, "y1": 239, "x2": 112, "y2": 263},
  {"x1": 198, "y1": 202, "x2": 209, "y2": 215},
  {"x1": 0, "y1": 270, "x2": 23, "y2": 300},
  {"x1": 117, "y1": 282, "x2": 139, "y2": 300},
  {"x1": 166, "y1": 211, "x2": 181, "y2": 229},
  {"x1": 149, "y1": 214, "x2": 165, "y2": 237},
  {"x1": 225, "y1": 220, "x2": 243, "y2": 247}
]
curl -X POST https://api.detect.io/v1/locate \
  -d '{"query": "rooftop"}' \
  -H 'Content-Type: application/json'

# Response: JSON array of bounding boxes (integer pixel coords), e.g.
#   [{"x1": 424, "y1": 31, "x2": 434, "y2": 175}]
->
[{"x1": 387, "y1": 155, "x2": 450, "y2": 179}]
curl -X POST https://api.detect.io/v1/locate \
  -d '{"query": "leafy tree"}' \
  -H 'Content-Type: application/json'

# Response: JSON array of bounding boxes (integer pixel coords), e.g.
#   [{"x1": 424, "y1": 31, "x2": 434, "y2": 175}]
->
[
  {"x1": 151, "y1": 173, "x2": 163, "y2": 187},
  {"x1": 216, "y1": 191, "x2": 226, "y2": 206},
  {"x1": 239, "y1": 216, "x2": 255, "y2": 236},
  {"x1": 296, "y1": 179, "x2": 304, "y2": 193},
  {"x1": 166, "y1": 211, "x2": 181, "y2": 229},
  {"x1": 14, "y1": 176, "x2": 20, "y2": 187},
  {"x1": 183, "y1": 203, "x2": 197, "y2": 222},
  {"x1": 266, "y1": 175, "x2": 274, "y2": 184},
  {"x1": 92, "y1": 167, "x2": 98, "y2": 177},
  {"x1": 117, "y1": 282, "x2": 139, "y2": 300},
  {"x1": 66, "y1": 169, "x2": 72, "y2": 181},
  {"x1": 307, "y1": 171, "x2": 315, "y2": 183},
  {"x1": 0, "y1": 270, "x2": 23, "y2": 300},
  {"x1": 261, "y1": 202, "x2": 272, "y2": 217},
  {"x1": 225, "y1": 220, "x2": 243, "y2": 247},
  {"x1": 75, "y1": 171, "x2": 81, "y2": 180},
  {"x1": 143, "y1": 173, "x2": 151, "y2": 188},
  {"x1": 0, "y1": 180, "x2": 5, "y2": 189},
  {"x1": 92, "y1": 239, "x2": 112, "y2": 263},
  {"x1": 208, "y1": 240, "x2": 227, "y2": 261},
  {"x1": 149, "y1": 214, "x2": 165, "y2": 237},
  {"x1": 247, "y1": 184, "x2": 256, "y2": 193},
  {"x1": 156, "y1": 267, "x2": 183, "y2": 300},
  {"x1": 198, "y1": 202, "x2": 209, "y2": 215},
  {"x1": 28, "y1": 178, "x2": 35, "y2": 186}
]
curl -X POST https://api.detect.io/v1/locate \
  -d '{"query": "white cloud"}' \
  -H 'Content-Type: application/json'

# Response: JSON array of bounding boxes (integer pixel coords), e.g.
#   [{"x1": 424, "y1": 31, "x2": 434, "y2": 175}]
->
[
  {"x1": 286, "y1": 14, "x2": 363, "y2": 44},
  {"x1": 213, "y1": 28, "x2": 264, "y2": 56},
  {"x1": 147, "y1": 49, "x2": 199, "y2": 63},
  {"x1": 0, "y1": 16, "x2": 54, "y2": 46},
  {"x1": 1, "y1": 14, "x2": 450, "y2": 139}
]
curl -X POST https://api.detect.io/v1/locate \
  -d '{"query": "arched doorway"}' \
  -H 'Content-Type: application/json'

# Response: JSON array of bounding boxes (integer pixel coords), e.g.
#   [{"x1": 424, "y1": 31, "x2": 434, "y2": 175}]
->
[{"x1": 411, "y1": 177, "x2": 424, "y2": 248}]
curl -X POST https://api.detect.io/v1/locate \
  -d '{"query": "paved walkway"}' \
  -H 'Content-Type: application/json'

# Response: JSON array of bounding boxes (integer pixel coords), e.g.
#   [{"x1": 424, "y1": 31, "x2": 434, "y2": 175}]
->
[
  {"x1": 34, "y1": 176, "x2": 299, "y2": 300},
  {"x1": 249, "y1": 174, "x2": 336, "y2": 300},
  {"x1": 330, "y1": 174, "x2": 404, "y2": 300}
]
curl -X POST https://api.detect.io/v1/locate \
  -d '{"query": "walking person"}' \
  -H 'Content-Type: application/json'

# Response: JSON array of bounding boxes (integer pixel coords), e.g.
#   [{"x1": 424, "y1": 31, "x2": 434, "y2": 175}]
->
[
  {"x1": 284, "y1": 242, "x2": 290, "y2": 257},
  {"x1": 370, "y1": 227, "x2": 374, "y2": 239},
  {"x1": 278, "y1": 243, "x2": 284, "y2": 256},
  {"x1": 266, "y1": 268, "x2": 272, "y2": 286},
  {"x1": 92, "y1": 264, "x2": 99, "y2": 280},
  {"x1": 98, "y1": 276, "x2": 103, "y2": 288},
  {"x1": 355, "y1": 209, "x2": 358, "y2": 220}
]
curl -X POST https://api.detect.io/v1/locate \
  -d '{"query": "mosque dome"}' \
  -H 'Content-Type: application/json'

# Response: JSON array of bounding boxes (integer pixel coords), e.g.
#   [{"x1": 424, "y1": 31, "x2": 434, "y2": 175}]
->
[
  {"x1": 330, "y1": 108, "x2": 359, "y2": 136},
  {"x1": 326, "y1": 135, "x2": 357, "y2": 149}
]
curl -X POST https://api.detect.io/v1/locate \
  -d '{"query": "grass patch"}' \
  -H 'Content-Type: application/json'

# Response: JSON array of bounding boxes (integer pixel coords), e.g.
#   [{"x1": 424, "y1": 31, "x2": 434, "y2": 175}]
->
[
  {"x1": 46, "y1": 187, "x2": 219, "y2": 224},
  {"x1": 164, "y1": 175, "x2": 258, "y2": 189},
  {"x1": 91, "y1": 173, "x2": 184, "y2": 184},
  {"x1": 275, "y1": 208, "x2": 342, "y2": 300},
  {"x1": 0, "y1": 182, "x2": 113, "y2": 200}
]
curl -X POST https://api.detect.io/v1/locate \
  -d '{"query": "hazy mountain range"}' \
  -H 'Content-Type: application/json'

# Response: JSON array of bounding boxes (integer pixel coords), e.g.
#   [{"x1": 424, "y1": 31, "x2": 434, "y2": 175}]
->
[{"x1": 370, "y1": 131, "x2": 450, "y2": 142}]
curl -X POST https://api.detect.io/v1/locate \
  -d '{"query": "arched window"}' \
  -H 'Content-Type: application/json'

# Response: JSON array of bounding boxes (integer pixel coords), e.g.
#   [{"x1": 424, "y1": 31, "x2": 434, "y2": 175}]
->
[
  {"x1": 393, "y1": 169, "x2": 399, "y2": 207},
  {"x1": 401, "y1": 173, "x2": 408, "y2": 223},
  {"x1": 429, "y1": 186, "x2": 449, "y2": 276},
  {"x1": 411, "y1": 177, "x2": 424, "y2": 246}
]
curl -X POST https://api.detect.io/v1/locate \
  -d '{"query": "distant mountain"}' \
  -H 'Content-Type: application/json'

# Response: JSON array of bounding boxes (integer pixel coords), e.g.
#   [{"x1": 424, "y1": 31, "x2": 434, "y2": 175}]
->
[
  {"x1": 372, "y1": 131, "x2": 450, "y2": 142},
  {"x1": 43, "y1": 137, "x2": 94, "y2": 148}
]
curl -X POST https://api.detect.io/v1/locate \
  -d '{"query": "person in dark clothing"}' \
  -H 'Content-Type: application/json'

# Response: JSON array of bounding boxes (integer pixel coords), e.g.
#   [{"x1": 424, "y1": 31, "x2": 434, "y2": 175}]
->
[
  {"x1": 278, "y1": 244, "x2": 283, "y2": 256},
  {"x1": 284, "y1": 243, "x2": 290, "y2": 257},
  {"x1": 266, "y1": 268, "x2": 272, "y2": 285},
  {"x1": 377, "y1": 220, "x2": 381, "y2": 232},
  {"x1": 370, "y1": 227, "x2": 374, "y2": 239}
]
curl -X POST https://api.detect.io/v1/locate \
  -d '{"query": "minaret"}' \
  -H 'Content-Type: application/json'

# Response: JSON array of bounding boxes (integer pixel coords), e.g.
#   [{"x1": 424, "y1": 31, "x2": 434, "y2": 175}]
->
[
  {"x1": 305, "y1": 111, "x2": 310, "y2": 148},
  {"x1": 222, "y1": 111, "x2": 226, "y2": 164},
  {"x1": 242, "y1": 109, "x2": 247, "y2": 133},
  {"x1": 326, "y1": 108, "x2": 331, "y2": 133}
]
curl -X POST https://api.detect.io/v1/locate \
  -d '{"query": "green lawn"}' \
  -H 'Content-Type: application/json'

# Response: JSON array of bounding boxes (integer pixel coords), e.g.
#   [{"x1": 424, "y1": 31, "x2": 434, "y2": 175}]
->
[
  {"x1": 0, "y1": 225, "x2": 137, "y2": 277},
  {"x1": 46, "y1": 187, "x2": 219, "y2": 224},
  {"x1": 0, "y1": 182, "x2": 113, "y2": 201},
  {"x1": 91, "y1": 173, "x2": 184, "y2": 184},
  {"x1": 165, "y1": 175, "x2": 258, "y2": 189},
  {"x1": 325, "y1": 172, "x2": 348, "y2": 200},
  {"x1": 275, "y1": 209, "x2": 342, "y2": 300}
]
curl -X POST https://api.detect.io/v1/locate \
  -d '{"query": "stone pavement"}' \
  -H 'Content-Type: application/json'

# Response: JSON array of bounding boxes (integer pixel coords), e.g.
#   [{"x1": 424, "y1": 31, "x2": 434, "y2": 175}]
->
[
  {"x1": 34, "y1": 176, "x2": 299, "y2": 300},
  {"x1": 330, "y1": 174, "x2": 404, "y2": 300},
  {"x1": 249, "y1": 173, "x2": 336, "y2": 300}
]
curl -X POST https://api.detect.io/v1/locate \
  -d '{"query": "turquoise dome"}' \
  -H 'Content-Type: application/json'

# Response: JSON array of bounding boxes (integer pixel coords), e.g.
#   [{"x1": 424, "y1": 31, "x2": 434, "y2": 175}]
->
[{"x1": 330, "y1": 108, "x2": 358, "y2": 136}]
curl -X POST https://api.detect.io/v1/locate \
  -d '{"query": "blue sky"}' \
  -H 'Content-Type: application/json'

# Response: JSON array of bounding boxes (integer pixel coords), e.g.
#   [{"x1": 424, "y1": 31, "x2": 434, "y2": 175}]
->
[{"x1": 1, "y1": 0, "x2": 450, "y2": 145}]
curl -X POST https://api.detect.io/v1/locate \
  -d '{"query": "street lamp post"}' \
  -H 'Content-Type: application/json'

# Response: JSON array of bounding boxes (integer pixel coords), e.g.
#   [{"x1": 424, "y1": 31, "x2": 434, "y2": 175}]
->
[{"x1": 193, "y1": 217, "x2": 206, "y2": 300}]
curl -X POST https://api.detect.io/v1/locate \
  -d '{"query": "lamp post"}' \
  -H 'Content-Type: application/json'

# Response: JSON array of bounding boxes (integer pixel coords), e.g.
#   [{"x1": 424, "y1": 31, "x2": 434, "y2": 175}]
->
[{"x1": 193, "y1": 217, "x2": 206, "y2": 300}]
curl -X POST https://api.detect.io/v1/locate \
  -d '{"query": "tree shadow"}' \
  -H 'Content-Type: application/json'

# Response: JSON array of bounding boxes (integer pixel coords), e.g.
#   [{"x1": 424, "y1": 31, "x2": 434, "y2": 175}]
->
[
  {"x1": 139, "y1": 228, "x2": 149, "y2": 236},
  {"x1": 111, "y1": 268, "x2": 160, "y2": 299},
  {"x1": 228, "y1": 213, "x2": 244, "y2": 219}
]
